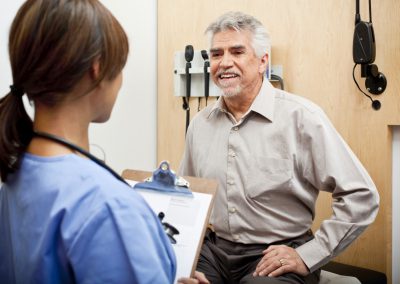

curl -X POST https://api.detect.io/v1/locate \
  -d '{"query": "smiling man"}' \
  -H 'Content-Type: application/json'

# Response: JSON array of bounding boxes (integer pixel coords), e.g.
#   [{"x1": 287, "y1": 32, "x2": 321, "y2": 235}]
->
[
  {"x1": 178, "y1": 11, "x2": 379, "y2": 284},
  {"x1": 210, "y1": 30, "x2": 264, "y2": 99}
]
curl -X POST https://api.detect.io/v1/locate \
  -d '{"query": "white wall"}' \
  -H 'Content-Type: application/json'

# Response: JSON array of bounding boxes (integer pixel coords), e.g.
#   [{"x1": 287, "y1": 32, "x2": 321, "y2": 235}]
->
[{"x1": 0, "y1": 0, "x2": 157, "y2": 174}]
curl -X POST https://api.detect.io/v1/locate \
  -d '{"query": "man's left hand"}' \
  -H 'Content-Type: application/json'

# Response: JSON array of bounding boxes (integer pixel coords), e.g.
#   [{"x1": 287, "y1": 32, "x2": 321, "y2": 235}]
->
[{"x1": 253, "y1": 245, "x2": 309, "y2": 278}]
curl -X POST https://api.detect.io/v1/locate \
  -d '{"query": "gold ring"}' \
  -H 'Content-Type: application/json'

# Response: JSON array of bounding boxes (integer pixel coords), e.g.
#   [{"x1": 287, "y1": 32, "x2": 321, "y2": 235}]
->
[{"x1": 279, "y1": 258, "x2": 286, "y2": 266}]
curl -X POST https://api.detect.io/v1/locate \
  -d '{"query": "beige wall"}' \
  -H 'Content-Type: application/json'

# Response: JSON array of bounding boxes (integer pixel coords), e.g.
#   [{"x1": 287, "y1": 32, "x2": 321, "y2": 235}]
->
[{"x1": 157, "y1": 0, "x2": 400, "y2": 280}]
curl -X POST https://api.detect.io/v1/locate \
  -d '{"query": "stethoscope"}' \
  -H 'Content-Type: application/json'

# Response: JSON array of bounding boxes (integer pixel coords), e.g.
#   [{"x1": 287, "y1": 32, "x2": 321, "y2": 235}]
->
[
  {"x1": 33, "y1": 131, "x2": 180, "y2": 243},
  {"x1": 33, "y1": 131, "x2": 129, "y2": 185}
]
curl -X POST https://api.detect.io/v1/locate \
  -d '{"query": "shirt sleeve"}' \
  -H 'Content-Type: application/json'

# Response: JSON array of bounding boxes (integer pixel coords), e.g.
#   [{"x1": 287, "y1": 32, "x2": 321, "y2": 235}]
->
[
  {"x1": 66, "y1": 197, "x2": 176, "y2": 284},
  {"x1": 295, "y1": 108, "x2": 379, "y2": 272}
]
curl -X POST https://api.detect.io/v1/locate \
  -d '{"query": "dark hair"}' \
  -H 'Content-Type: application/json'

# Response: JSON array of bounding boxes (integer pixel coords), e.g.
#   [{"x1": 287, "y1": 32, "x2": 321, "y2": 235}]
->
[{"x1": 0, "y1": 0, "x2": 129, "y2": 182}]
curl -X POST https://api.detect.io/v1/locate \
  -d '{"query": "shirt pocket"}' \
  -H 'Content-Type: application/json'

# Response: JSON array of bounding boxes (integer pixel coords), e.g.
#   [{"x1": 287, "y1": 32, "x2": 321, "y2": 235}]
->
[{"x1": 245, "y1": 157, "x2": 293, "y2": 200}]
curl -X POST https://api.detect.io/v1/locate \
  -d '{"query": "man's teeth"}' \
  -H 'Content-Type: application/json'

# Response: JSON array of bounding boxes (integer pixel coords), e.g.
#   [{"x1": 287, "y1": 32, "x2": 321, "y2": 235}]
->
[{"x1": 220, "y1": 74, "x2": 237, "y2": 78}]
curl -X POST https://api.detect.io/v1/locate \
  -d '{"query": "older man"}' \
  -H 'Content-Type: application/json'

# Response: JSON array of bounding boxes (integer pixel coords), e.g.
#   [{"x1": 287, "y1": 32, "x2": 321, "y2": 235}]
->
[{"x1": 179, "y1": 11, "x2": 379, "y2": 284}]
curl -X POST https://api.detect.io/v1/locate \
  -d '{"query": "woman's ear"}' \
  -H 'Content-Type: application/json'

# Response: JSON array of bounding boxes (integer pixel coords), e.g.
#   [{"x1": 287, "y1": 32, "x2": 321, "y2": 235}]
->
[{"x1": 90, "y1": 61, "x2": 101, "y2": 81}]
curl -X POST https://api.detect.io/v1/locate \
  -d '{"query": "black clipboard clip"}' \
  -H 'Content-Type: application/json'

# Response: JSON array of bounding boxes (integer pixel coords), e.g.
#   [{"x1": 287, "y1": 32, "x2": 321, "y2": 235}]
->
[{"x1": 134, "y1": 161, "x2": 193, "y2": 197}]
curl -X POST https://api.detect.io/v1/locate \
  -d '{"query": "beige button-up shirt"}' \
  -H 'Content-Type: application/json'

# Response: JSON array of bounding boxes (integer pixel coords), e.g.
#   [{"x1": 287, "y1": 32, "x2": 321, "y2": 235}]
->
[{"x1": 178, "y1": 80, "x2": 379, "y2": 272}]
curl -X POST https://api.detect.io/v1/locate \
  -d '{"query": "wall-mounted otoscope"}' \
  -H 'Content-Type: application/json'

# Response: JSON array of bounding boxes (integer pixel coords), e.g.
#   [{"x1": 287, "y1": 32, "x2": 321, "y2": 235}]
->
[
  {"x1": 183, "y1": 45, "x2": 194, "y2": 134},
  {"x1": 201, "y1": 50, "x2": 210, "y2": 106}
]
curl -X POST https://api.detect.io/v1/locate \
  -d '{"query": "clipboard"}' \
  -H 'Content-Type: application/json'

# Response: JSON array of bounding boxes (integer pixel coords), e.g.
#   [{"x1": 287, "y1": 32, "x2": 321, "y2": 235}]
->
[{"x1": 122, "y1": 163, "x2": 217, "y2": 282}]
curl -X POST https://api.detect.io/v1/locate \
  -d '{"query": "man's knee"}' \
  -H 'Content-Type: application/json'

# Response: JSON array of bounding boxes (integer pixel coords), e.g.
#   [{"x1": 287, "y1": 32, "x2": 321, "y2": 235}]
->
[
  {"x1": 240, "y1": 271, "x2": 320, "y2": 284},
  {"x1": 240, "y1": 274, "x2": 292, "y2": 284}
]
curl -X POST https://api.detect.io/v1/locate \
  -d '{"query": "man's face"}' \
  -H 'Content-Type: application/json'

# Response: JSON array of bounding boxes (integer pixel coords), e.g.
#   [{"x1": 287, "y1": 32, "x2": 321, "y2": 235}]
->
[{"x1": 209, "y1": 29, "x2": 267, "y2": 98}]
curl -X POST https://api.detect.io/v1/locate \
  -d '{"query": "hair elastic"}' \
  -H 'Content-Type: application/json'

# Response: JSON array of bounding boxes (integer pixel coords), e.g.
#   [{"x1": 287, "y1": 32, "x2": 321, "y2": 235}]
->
[{"x1": 9, "y1": 85, "x2": 24, "y2": 97}]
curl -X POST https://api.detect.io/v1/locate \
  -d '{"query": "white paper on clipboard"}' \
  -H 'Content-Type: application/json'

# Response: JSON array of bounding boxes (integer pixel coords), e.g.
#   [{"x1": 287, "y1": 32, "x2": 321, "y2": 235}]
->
[{"x1": 126, "y1": 179, "x2": 212, "y2": 283}]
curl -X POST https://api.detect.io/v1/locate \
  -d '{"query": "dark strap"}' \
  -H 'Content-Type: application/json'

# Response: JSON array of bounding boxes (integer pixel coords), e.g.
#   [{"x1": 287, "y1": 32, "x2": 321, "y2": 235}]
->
[{"x1": 33, "y1": 131, "x2": 128, "y2": 185}]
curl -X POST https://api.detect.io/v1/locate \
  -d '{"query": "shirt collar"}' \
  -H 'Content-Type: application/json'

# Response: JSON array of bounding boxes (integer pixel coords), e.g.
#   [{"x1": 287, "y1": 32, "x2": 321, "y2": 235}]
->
[
  {"x1": 250, "y1": 80, "x2": 276, "y2": 122},
  {"x1": 207, "y1": 80, "x2": 276, "y2": 122},
  {"x1": 207, "y1": 96, "x2": 226, "y2": 118}
]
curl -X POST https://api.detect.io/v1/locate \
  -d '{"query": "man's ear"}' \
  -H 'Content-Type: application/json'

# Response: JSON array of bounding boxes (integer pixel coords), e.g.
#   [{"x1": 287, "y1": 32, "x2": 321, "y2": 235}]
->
[{"x1": 258, "y1": 53, "x2": 269, "y2": 74}]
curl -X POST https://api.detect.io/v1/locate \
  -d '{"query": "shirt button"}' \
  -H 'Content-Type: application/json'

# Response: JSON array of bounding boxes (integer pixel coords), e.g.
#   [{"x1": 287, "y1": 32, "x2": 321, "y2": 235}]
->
[
  {"x1": 233, "y1": 126, "x2": 239, "y2": 131},
  {"x1": 227, "y1": 180, "x2": 234, "y2": 185},
  {"x1": 230, "y1": 152, "x2": 236, "y2": 157},
  {"x1": 233, "y1": 234, "x2": 240, "y2": 240},
  {"x1": 229, "y1": 207, "x2": 237, "y2": 213}
]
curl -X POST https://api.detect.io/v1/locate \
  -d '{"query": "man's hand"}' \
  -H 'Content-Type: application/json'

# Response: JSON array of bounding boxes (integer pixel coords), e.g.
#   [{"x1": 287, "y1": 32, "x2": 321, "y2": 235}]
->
[
  {"x1": 253, "y1": 245, "x2": 309, "y2": 278},
  {"x1": 177, "y1": 271, "x2": 210, "y2": 284}
]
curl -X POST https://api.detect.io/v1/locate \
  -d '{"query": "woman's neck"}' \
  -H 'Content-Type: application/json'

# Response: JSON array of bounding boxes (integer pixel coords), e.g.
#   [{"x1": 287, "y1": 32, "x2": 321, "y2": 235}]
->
[{"x1": 28, "y1": 101, "x2": 91, "y2": 156}]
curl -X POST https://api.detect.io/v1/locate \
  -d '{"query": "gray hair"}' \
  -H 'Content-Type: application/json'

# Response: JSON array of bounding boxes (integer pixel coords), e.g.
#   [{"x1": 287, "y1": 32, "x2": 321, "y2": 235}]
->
[{"x1": 205, "y1": 11, "x2": 271, "y2": 58}]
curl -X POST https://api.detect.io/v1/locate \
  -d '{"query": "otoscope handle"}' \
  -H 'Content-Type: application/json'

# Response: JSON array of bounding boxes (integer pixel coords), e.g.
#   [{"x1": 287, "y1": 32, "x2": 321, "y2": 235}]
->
[
  {"x1": 185, "y1": 62, "x2": 192, "y2": 98},
  {"x1": 204, "y1": 62, "x2": 210, "y2": 99}
]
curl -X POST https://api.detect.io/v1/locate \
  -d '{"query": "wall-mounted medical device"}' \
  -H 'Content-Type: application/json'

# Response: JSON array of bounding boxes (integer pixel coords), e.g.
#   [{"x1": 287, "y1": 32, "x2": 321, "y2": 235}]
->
[
  {"x1": 174, "y1": 49, "x2": 219, "y2": 98},
  {"x1": 352, "y1": 0, "x2": 387, "y2": 110}
]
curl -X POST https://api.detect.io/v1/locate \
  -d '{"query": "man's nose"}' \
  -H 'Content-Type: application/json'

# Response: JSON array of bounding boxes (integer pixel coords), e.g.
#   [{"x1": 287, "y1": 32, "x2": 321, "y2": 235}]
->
[{"x1": 220, "y1": 53, "x2": 233, "y2": 67}]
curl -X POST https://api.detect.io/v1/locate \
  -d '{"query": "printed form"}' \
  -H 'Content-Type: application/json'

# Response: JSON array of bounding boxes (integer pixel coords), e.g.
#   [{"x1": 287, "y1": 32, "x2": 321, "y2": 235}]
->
[{"x1": 126, "y1": 180, "x2": 213, "y2": 283}]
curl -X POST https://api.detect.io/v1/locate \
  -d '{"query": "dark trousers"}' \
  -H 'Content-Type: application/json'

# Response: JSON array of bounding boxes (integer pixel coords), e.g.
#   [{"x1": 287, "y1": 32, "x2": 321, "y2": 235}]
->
[{"x1": 196, "y1": 230, "x2": 320, "y2": 284}]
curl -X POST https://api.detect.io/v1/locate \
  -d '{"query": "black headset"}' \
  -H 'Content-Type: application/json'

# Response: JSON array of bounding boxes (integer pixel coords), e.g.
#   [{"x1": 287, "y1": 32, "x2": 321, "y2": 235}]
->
[
  {"x1": 352, "y1": 0, "x2": 387, "y2": 110},
  {"x1": 33, "y1": 131, "x2": 129, "y2": 185}
]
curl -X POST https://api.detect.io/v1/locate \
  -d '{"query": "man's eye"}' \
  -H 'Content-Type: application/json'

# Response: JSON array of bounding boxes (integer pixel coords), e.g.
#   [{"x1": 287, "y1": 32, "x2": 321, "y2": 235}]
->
[{"x1": 211, "y1": 53, "x2": 221, "y2": 58}]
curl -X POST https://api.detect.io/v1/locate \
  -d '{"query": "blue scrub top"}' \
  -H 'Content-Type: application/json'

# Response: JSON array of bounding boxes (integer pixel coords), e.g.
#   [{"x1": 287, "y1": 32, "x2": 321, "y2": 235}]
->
[{"x1": 0, "y1": 153, "x2": 176, "y2": 284}]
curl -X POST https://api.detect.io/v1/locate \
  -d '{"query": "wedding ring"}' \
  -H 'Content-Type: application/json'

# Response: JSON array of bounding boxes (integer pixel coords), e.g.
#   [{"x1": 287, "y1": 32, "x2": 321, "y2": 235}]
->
[{"x1": 279, "y1": 258, "x2": 286, "y2": 267}]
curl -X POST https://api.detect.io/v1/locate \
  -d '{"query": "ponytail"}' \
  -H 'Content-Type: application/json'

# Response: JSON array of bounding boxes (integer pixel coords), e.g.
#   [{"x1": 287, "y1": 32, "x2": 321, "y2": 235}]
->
[
  {"x1": 0, "y1": 89, "x2": 33, "y2": 182},
  {"x1": 1, "y1": 0, "x2": 129, "y2": 182}
]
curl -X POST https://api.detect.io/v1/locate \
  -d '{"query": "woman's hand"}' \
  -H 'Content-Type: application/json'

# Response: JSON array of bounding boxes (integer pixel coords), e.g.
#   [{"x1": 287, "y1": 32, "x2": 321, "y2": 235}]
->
[{"x1": 177, "y1": 271, "x2": 210, "y2": 284}]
